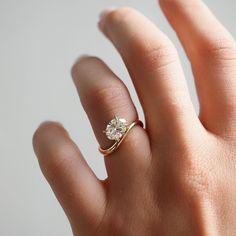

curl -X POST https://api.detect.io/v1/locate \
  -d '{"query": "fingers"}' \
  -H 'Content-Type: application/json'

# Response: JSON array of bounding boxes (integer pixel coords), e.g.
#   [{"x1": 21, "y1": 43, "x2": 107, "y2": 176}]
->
[
  {"x1": 33, "y1": 122, "x2": 106, "y2": 234},
  {"x1": 98, "y1": 7, "x2": 200, "y2": 139},
  {"x1": 71, "y1": 56, "x2": 151, "y2": 181},
  {"x1": 159, "y1": 0, "x2": 236, "y2": 135}
]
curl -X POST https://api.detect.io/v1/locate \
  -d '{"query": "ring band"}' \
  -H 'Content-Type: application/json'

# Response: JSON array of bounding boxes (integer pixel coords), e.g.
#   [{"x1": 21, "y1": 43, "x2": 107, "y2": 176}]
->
[{"x1": 99, "y1": 117, "x2": 144, "y2": 157}]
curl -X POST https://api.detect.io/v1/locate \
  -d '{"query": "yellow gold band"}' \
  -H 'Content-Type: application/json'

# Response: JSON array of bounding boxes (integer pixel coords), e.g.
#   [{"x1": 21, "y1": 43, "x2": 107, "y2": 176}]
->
[{"x1": 99, "y1": 120, "x2": 144, "y2": 157}]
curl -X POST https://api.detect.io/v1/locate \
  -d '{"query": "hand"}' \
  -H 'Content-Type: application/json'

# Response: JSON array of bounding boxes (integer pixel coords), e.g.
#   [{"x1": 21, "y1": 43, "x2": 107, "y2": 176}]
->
[{"x1": 33, "y1": 0, "x2": 236, "y2": 235}]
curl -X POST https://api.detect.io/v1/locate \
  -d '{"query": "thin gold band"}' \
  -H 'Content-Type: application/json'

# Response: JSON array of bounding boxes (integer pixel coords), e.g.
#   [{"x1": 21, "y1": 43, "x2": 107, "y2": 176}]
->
[{"x1": 99, "y1": 120, "x2": 144, "y2": 157}]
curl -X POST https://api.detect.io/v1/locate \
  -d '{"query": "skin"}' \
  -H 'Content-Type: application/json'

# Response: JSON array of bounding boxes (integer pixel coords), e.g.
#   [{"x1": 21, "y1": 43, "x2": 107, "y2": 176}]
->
[{"x1": 33, "y1": 0, "x2": 236, "y2": 235}]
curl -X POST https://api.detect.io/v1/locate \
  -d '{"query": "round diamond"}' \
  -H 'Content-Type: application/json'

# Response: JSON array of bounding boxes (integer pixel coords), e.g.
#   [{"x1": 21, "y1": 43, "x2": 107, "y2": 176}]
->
[{"x1": 105, "y1": 117, "x2": 127, "y2": 141}]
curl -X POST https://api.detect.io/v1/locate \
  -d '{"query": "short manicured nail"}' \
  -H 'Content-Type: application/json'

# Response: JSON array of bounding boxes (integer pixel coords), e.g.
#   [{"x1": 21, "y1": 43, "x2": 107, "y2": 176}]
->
[{"x1": 98, "y1": 7, "x2": 117, "y2": 31}]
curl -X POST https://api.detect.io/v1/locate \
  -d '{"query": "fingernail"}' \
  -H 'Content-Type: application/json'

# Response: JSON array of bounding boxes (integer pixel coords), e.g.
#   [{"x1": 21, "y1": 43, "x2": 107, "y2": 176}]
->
[{"x1": 98, "y1": 7, "x2": 117, "y2": 31}]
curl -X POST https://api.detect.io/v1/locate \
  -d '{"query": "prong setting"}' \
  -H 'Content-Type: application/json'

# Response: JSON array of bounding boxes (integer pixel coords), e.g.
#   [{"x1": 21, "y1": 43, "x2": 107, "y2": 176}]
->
[{"x1": 105, "y1": 116, "x2": 128, "y2": 141}]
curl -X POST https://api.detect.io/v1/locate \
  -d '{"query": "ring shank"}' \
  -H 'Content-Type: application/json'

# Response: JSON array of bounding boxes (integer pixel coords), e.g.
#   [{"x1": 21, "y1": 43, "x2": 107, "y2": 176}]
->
[{"x1": 99, "y1": 120, "x2": 144, "y2": 156}]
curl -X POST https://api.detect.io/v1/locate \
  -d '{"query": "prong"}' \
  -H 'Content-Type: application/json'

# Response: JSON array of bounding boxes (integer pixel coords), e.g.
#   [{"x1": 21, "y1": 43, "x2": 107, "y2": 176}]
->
[{"x1": 120, "y1": 118, "x2": 127, "y2": 124}]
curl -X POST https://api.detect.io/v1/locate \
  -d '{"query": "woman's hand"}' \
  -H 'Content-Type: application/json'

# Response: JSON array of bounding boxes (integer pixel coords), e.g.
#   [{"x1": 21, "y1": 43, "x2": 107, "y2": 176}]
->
[{"x1": 33, "y1": 0, "x2": 236, "y2": 235}]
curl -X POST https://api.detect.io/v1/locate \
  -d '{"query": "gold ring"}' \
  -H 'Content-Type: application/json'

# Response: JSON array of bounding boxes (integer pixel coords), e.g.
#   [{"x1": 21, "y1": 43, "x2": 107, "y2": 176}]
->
[{"x1": 99, "y1": 116, "x2": 144, "y2": 156}]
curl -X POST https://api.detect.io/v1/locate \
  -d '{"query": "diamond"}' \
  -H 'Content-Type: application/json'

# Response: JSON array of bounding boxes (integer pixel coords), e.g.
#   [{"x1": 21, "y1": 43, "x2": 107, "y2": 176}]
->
[{"x1": 105, "y1": 117, "x2": 128, "y2": 141}]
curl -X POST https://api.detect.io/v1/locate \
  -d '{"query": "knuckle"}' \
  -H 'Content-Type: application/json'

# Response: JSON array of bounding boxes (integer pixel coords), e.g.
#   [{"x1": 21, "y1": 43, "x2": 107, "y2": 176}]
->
[
  {"x1": 90, "y1": 85, "x2": 131, "y2": 116},
  {"x1": 130, "y1": 40, "x2": 179, "y2": 73},
  {"x1": 198, "y1": 37, "x2": 236, "y2": 62}
]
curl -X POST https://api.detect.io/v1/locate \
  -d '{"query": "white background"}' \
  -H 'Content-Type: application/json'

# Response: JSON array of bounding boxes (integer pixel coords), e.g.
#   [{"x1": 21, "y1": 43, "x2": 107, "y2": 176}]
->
[{"x1": 0, "y1": 0, "x2": 235, "y2": 235}]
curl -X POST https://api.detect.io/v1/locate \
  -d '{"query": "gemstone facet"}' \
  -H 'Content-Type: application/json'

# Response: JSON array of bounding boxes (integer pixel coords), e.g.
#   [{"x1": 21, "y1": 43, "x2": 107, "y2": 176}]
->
[{"x1": 105, "y1": 117, "x2": 127, "y2": 141}]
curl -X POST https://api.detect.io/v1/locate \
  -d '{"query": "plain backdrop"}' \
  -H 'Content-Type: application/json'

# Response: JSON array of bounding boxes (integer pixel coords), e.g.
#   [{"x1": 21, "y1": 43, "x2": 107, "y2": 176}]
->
[{"x1": 0, "y1": 0, "x2": 235, "y2": 235}]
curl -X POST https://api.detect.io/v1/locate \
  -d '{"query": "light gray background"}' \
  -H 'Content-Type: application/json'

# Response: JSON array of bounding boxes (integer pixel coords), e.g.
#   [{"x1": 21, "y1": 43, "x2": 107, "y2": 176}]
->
[{"x1": 0, "y1": 0, "x2": 235, "y2": 235}]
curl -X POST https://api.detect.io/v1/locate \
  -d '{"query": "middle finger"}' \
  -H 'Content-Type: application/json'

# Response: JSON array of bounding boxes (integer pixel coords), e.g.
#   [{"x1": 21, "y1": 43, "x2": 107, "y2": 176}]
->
[{"x1": 99, "y1": 8, "x2": 201, "y2": 139}]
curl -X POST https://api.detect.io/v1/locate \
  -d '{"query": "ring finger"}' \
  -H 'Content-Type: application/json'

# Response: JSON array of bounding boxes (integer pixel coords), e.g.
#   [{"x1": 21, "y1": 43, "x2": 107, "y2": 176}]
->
[{"x1": 71, "y1": 56, "x2": 151, "y2": 183}]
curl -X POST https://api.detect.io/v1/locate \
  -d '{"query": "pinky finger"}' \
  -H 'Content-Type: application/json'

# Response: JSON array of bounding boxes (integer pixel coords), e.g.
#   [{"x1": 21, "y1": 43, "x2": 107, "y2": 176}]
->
[{"x1": 33, "y1": 121, "x2": 107, "y2": 235}]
